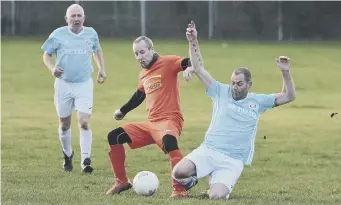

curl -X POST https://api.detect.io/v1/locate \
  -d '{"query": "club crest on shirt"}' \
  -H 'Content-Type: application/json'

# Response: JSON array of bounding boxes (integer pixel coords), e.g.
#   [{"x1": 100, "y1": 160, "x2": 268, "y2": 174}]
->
[
  {"x1": 85, "y1": 40, "x2": 92, "y2": 47},
  {"x1": 85, "y1": 40, "x2": 94, "y2": 51},
  {"x1": 143, "y1": 75, "x2": 162, "y2": 94},
  {"x1": 249, "y1": 103, "x2": 257, "y2": 109}
]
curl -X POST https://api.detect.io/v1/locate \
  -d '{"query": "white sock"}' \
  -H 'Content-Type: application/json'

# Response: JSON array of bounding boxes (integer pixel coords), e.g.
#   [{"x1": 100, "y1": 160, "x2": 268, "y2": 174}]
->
[
  {"x1": 59, "y1": 128, "x2": 72, "y2": 157},
  {"x1": 226, "y1": 193, "x2": 230, "y2": 200},
  {"x1": 80, "y1": 128, "x2": 92, "y2": 165}
]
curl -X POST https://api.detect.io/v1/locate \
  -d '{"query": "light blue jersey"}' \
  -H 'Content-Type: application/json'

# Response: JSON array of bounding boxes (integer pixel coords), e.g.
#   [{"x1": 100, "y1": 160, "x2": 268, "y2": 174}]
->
[
  {"x1": 41, "y1": 26, "x2": 100, "y2": 83},
  {"x1": 203, "y1": 80, "x2": 276, "y2": 165}
]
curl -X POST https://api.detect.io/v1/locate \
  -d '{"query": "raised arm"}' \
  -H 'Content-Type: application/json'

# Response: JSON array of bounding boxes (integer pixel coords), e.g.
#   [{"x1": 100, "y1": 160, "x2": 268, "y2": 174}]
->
[
  {"x1": 186, "y1": 21, "x2": 215, "y2": 89},
  {"x1": 274, "y1": 56, "x2": 296, "y2": 106}
]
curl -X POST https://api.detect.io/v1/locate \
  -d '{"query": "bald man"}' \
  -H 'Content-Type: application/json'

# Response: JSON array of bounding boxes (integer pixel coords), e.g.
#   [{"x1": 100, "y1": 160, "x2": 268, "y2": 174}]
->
[{"x1": 41, "y1": 4, "x2": 107, "y2": 173}]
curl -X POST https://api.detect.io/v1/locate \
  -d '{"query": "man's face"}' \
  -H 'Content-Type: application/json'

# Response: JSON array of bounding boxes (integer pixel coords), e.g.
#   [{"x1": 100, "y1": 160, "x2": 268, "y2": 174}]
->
[
  {"x1": 65, "y1": 7, "x2": 85, "y2": 29},
  {"x1": 231, "y1": 73, "x2": 251, "y2": 100},
  {"x1": 133, "y1": 41, "x2": 154, "y2": 68}
]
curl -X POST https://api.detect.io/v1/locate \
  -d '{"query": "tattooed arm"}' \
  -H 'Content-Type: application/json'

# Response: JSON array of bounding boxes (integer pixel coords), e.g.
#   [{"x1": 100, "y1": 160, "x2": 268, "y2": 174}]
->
[{"x1": 186, "y1": 21, "x2": 216, "y2": 89}]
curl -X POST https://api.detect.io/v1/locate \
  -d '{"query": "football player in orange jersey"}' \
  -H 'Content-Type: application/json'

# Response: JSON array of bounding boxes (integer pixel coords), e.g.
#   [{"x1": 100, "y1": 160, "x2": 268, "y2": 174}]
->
[{"x1": 105, "y1": 36, "x2": 196, "y2": 198}]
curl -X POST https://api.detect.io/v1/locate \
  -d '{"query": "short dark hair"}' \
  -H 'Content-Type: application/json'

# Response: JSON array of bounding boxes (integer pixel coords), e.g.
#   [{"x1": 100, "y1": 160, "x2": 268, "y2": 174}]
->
[
  {"x1": 134, "y1": 36, "x2": 153, "y2": 50},
  {"x1": 233, "y1": 67, "x2": 252, "y2": 82}
]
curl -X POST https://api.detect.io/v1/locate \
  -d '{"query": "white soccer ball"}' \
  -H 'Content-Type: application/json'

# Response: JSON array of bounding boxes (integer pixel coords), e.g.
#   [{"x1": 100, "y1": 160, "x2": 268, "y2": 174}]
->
[{"x1": 133, "y1": 171, "x2": 159, "y2": 196}]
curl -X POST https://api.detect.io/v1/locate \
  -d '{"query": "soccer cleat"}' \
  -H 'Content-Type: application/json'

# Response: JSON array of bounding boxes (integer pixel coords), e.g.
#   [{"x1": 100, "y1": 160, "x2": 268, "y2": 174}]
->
[
  {"x1": 106, "y1": 180, "x2": 132, "y2": 195},
  {"x1": 183, "y1": 176, "x2": 198, "y2": 191},
  {"x1": 81, "y1": 158, "x2": 93, "y2": 173},
  {"x1": 63, "y1": 151, "x2": 74, "y2": 172},
  {"x1": 170, "y1": 189, "x2": 189, "y2": 198}
]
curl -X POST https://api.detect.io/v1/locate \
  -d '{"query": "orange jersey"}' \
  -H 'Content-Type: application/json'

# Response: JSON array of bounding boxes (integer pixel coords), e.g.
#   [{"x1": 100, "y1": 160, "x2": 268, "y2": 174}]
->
[{"x1": 137, "y1": 55, "x2": 184, "y2": 123}]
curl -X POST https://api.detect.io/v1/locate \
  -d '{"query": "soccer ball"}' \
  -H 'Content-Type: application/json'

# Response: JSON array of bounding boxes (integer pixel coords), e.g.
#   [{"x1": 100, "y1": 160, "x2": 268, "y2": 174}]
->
[{"x1": 133, "y1": 171, "x2": 159, "y2": 196}]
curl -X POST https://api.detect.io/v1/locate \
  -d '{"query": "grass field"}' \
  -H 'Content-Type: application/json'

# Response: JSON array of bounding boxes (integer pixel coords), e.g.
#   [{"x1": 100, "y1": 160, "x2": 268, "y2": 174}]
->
[{"x1": 2, "y1": 38, "x2": 341, "y2": 205}]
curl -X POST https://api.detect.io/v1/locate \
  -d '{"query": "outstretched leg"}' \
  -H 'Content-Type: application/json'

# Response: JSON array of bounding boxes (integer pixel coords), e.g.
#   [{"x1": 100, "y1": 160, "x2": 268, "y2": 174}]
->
[
  {"x1": 172, "y1": 158, "x2": 198, "y2": 189},
  {"x1": 173, "y1": 145, "x2": 216, "y2": 194},
  {"x1": 207, "y1": 155, "x2": 244, "y2": 200},
  {"x1": 161, "y1": 135, "x2": 189, "y2": 197},
  {"x1": 106, "y1": 122, "x2": 154, "y2": 195},
  {"x1": 150, "y1": 120, "x2": 190, "y2": 197}
]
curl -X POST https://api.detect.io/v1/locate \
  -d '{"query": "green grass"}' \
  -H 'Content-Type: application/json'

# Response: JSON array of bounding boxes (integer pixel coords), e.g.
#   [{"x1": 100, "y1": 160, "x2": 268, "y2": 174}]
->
[{"x1": 2, "y1": 38, "x2": 341, "y2": 205}]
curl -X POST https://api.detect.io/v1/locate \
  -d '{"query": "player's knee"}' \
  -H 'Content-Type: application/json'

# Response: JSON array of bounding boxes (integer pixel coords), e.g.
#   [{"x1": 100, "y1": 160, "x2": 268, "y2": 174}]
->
[
  {"x1": 162, "y1": 135, "x2": 179, "y2": 153},
  {"x1": 78, "y1": 113, "x2": 90, "y2": 130},
  {"x1": 209, "y1": 184, "x2": 229, "y2": 200},
  {"x1": 60, "y1": 123, "x2": 70, "y2": 132},
  {"x1": 80, "y1": 122, "x2": 89, "y2": 130},
  {"x1": 60, "y1": 126, "x2": 69, "y2": 132},
  {"x1": 172, "y1": 165, "x2": 188, "y2": 179},
  {"x1": 59, "y1": 116, "x2": 71, "y2": 132},
  {"x1": 107, "y1": 127, "x2": 132, "y2": 145},
  {"x1": 209, "y1": 191, "x2": 228, "y2": 200},
  {"x1": 173, "y1": 159, "x2": 196, "y2": 179}
]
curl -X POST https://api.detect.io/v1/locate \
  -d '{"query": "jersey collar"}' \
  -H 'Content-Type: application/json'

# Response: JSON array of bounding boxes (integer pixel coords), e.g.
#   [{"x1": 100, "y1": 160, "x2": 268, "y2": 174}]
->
[
  {"x1": 142, "y1": 53, "x2": 159, "y2": 69},
  {"x1": 67, "y1": 26, "x2": 85, "y2": 36}
]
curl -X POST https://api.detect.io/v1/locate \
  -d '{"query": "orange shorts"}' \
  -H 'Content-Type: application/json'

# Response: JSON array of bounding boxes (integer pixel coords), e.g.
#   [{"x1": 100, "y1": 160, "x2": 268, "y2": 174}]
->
[{"x1": 121, "y1": 120, "x2": 183, "y2": 152}]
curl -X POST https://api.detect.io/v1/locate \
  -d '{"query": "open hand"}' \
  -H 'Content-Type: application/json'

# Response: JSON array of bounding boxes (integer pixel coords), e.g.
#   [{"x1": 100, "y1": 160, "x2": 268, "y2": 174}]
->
[{"x1": 276, "y1": 56, "x2": 290, "y2": 71}]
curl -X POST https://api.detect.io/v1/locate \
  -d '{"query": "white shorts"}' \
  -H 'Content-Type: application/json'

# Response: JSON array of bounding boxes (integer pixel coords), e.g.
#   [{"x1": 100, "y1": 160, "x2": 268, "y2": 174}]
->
[
  {"x1": 54, "y1": 78, "x2": 93, "y2": 118},
  {"x1": 185, "y1": 144, "x2": 244, "y2": 193}
]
